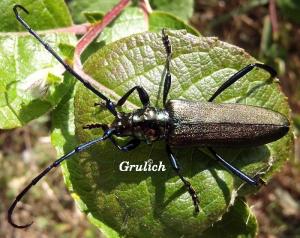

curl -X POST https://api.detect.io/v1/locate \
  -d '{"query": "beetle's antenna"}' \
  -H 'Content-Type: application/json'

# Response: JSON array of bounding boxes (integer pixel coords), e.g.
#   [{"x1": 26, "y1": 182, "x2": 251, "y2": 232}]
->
[
  {"x1": 13, "y1": 5, "x2": 117, "y2": 116},
  {"x1": 8, "y1": 128, "x2": 115, "y2": 229},
  {"x1": 162, "y1": 28, "x2": 172, "y2": 107}
]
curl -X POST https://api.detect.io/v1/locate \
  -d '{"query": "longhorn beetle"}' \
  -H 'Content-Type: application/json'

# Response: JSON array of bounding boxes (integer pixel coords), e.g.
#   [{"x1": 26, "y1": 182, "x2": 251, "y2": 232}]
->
[{"x1": 8, "y1": 5, "x2": 289, "y2": 229}]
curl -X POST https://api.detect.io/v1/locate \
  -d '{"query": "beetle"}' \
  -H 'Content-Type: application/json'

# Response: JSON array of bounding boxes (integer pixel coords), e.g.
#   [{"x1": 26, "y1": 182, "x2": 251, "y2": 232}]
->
[{"x1": 8, "y1": 5, "x2": 289, "y2": 229}]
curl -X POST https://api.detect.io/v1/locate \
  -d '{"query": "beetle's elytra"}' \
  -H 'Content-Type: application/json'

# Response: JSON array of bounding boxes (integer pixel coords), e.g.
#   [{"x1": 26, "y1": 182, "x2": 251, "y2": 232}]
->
[
  {"x1": 8, "y1": 4, "x2": 289, "y2": 229},
  {"x1": 166, "y1": 100, "x2": 289, "y2": 147}
]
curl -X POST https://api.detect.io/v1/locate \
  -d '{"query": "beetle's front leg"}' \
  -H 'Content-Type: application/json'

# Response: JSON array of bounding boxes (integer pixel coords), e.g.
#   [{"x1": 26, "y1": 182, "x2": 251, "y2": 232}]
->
[
  {"x1": 207, "y1": 147, "x2": 265, "y2": 186},
  {"x1": 166, "y1": 145, "x2": 200, "y2": 213},
  {"x1": 116, "y1": 86, "x2": 150, "y2": 107},
  {"x1": 94, "y1": 86, "x2": 149, "y2": 111}
]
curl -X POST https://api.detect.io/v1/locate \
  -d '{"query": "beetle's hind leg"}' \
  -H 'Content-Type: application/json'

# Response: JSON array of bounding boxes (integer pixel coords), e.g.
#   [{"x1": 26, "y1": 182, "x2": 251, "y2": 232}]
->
[
  {"x1": 208, "y1": 147, "x2": 265, "y2": 186},
  {"x1": 166, "y1": 145, "x2": 200, "y2": 213}
]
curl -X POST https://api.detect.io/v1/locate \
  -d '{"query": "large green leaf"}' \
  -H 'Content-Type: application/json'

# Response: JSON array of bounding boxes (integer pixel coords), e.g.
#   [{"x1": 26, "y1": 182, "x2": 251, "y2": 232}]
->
[
  {"x1": 0, "y1": 0, "x2": 75, "y2": 128},
  {"x1": 52, "y1": 30, "x2": 292, "y2": 237}
]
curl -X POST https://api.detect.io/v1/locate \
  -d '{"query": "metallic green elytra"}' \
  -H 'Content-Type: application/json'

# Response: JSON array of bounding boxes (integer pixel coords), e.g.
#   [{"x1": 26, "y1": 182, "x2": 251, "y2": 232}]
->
[{"x1": 166, "y1": 100, "x2": 289, "y2": 147}]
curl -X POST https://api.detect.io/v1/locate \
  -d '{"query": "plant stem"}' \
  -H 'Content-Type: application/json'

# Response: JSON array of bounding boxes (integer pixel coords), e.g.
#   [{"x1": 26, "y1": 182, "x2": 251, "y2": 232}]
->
[{"x1": 269, "y1": 0, "x2": 279, "y2": 39}]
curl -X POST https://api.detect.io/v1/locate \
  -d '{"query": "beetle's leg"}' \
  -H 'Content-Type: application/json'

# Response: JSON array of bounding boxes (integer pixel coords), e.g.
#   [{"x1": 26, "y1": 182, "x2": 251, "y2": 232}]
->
[
  {"x1": 116, "y1": 86, "x2": 149, "y2": 107},
  {"x1": 166, "y1": 145, "x2": 200, "y2": 213},
  {"x1": 162, "y1": 29, "x2": 172, "y2": 107},
  {"x1": 94, "y1": 85, "x2": 149, "y2": 110},
  {"x1": 207, "y1": 147, "x2": 265, "y2": 186},
  {"x1": 83, "y1": 124, "x2": 140, "y2": 151},
  {"x1": 13, "y1": 5, "x2": 118, "y2": 116},
  {"x1": 110, "y1": 137, "x2": 141, "y2": 152},
  {"x1": 208, "y1": 63, "x2": 277, "y2": 102},
  {"x1": 8, "y1": 128, "x2": 115, "y2": 229}
]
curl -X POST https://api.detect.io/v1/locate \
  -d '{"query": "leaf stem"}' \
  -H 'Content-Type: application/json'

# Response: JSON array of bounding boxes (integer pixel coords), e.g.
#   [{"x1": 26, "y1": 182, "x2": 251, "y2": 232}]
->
[{"x1": 139, "y1": 0, "x2": 153, "y2": 15}]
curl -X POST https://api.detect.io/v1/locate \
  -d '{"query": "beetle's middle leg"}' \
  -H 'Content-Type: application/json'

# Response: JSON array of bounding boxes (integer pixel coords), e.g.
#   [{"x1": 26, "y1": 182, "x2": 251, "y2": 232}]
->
[
  {"x1": 208, "y1": 63, "x2": 277, "y2": 102},
  {"x1": 166, "y1": 145, "x2": 200, "y2": 213},
  {"x1": 207, "y1": 147, "x2": 265, "y2": 186}
]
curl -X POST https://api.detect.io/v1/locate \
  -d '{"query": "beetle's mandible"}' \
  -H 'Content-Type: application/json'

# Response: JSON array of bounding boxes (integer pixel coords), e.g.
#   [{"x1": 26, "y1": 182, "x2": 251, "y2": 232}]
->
[{"x1": 8, "y1": 4, "x2": 289, "y2": 229}]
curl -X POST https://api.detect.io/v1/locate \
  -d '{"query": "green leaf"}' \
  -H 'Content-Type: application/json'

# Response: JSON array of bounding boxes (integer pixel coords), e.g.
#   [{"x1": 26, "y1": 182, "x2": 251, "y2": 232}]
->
[
  {"x1": 83, "y1": 12, "x2": 104, "y2": 24},
  {"x1": 0, "y1": 1, "x2": 76, "y2": 129},
  {"x1": 54, "y1": 30, "x2": 292, "y2": 237},
  {"x1": 68, "y1": 0, "x2": 120, "y2": 23},
  {"x1": 200, "y1": 198, "x2": 258, "y2": 238},
  {"x1": 0, "y1": 34, "x2": 76, "y2": 129},
  {"x1": 149, "y1": 0, "x2": 194, "y2": 21},
  {"x1": 0, "y1": 0, "x2": 72, "y2": 31},
  {"x1": 97, "y1": 7, "x2": 148, "y2": 44},
  {"x1": 97, "y1": 8, "x2": 200, "y2": 44},
  {"x1": 149, "y1": 11, "x2": 200, "y2": 36}
]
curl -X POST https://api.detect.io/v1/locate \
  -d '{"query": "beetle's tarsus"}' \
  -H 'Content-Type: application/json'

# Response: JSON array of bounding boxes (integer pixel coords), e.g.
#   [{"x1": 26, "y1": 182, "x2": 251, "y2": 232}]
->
[{"x1": 187, "y1": 182, "x2": 200, "y2": 214}]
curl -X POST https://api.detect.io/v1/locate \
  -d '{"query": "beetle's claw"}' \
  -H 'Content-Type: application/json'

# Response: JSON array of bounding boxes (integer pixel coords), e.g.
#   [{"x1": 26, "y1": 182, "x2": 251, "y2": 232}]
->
[{"x1": 254, "y1": 175, "x2": 266, "y2": 186}]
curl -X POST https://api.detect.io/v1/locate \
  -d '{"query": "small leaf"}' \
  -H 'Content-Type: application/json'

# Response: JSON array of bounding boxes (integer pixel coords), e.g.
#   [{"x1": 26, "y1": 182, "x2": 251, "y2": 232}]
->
[
  {"x1": 149, "y1": 11, "x2": 200, "y2": 35},
  {"x1": 55, "y1": 30, "x2": 292, "y2": 237},
  {"x1": 97, "y1": 7, "x2": 148, "y2": 44},
  {"x1": 58, "y1": 43, "x2": 75, "y2": 60},
  {"x1": 68, "y1": 0, "x2": 120, "y2": 23},
  {"x1": 81, "y1": 6, "x2": 148, "y2": 64},
  {"x1": 150, "y1": 0, "x2": 194, "y2": 21},
  {"x1": 83, "y1": 12, "x2": 104, "y2": 23}
]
